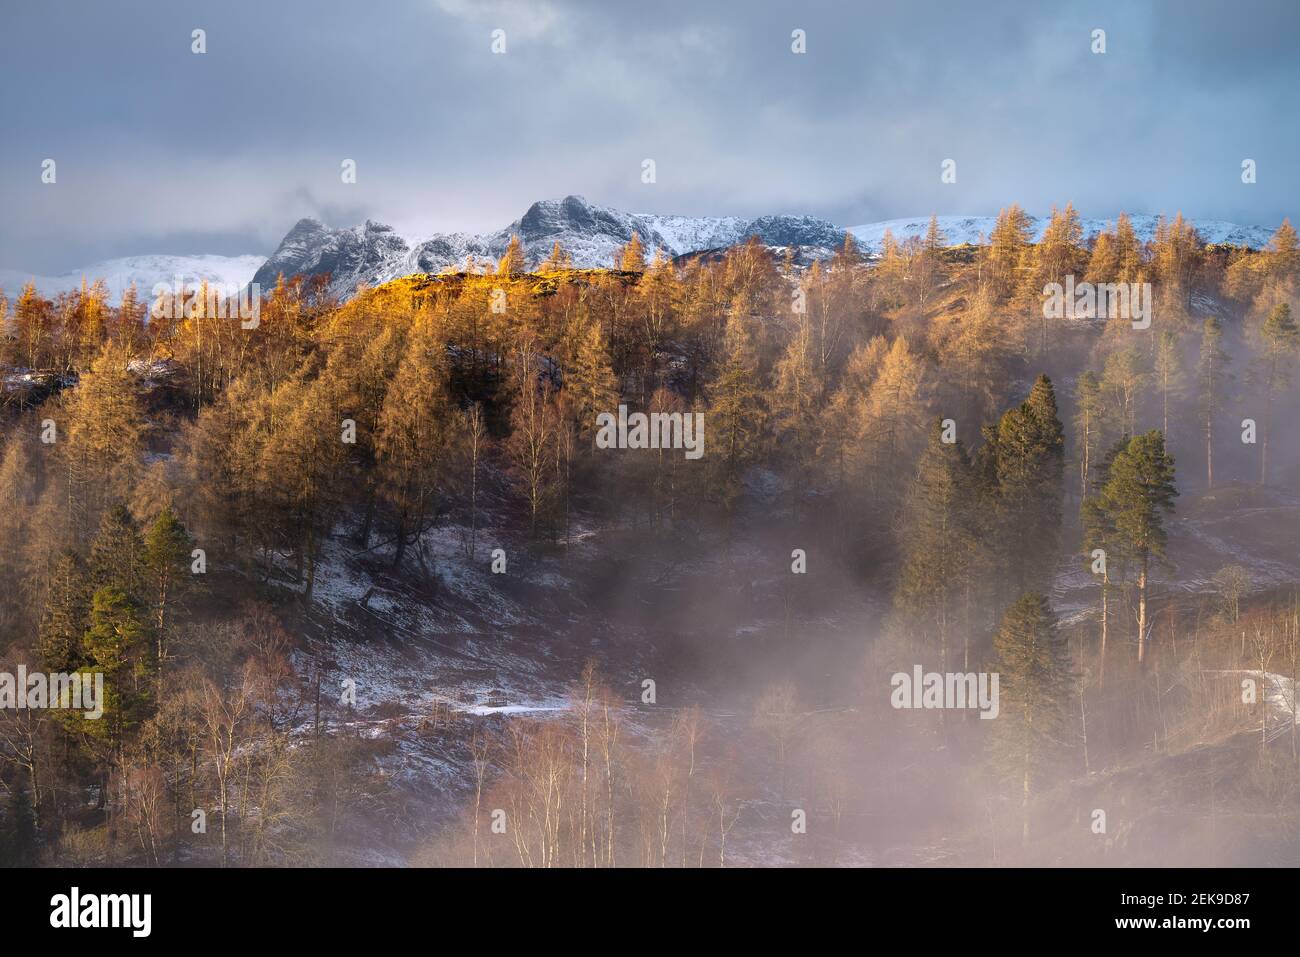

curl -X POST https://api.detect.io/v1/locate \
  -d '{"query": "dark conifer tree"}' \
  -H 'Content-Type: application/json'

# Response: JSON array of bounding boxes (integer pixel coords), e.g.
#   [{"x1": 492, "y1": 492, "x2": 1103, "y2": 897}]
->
[
  {"x1": 990, "y1": 375, "x2": 1065, "y2": 599},
  {"x1": 1094, "y1": 431, "x2": 1177, "y2": 665},
  {"x1": 895, "y1": 422, "x2": 982, "y2": 670},
  {"x1": 0, "y1": 786, "x2": 38, "y2": 866},
  {"x1": 38, "y1": 550, "x2": 93, "y2": 672},
  {"x1": 989, "y1": 592, "x2": 1071, "y2": 845},
  {"x1": 89, "y1": 503, "x2": 146, "y2": 600},
  {"x1": 143, "y1": 506, "x2": 196, "y2": 686}
]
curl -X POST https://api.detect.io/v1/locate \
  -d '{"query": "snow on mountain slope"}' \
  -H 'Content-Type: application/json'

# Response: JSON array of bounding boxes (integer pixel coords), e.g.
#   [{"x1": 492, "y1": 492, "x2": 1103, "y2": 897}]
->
[
  {"x1": 251, "y1": 196, "x2": 850, "y2": 300},
  {"x1": 846, "y1": 214, "x2": 1278, "y2": 254},
  {"x1": 5, "y1": 202, "x2": 1279, "y2": 306},
  {"x1": 639, "y1": 213, "x2": 747, "y2": 254},
  {"x1": 252, "y1": 197, "x2": 1281, "y2": 302},
  {"x1": 0, "y1": 254, "x2": 265, "y2": 301}
]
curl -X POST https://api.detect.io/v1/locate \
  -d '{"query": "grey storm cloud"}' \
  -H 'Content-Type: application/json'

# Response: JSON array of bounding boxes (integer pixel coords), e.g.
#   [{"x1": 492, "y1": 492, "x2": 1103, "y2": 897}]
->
[{"x1": 1, "y1": 0, "x2": 1297, "y2": 272}]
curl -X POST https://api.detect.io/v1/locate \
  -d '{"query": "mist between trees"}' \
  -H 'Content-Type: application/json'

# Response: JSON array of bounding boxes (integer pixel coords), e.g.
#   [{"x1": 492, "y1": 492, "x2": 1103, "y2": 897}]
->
[{"x1": 1, "y1": 207, "x2": 1299, "y2": 866}]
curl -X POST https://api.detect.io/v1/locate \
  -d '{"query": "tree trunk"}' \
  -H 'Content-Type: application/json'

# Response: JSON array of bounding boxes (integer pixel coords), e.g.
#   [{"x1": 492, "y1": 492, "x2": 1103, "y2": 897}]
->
[
  {"x1": 1080, "y1": 681, "x2": 1091, "y2": 775},
  {"x1": 357, "y1": 485, "x2": 375, "y2": 548},
  {"x1": 393, "y1": 515, "x2": 407, "y2": 569},
  {"x1": 1137, "y1": 557, "x2": 1149, "y2": 667},
  {"x1": 1206, "y1": 419, "x2": 1214, "y2": 489},
  {"x1": 1021, "y1": 759, "x2": 1031, "y2": 846},
  {"x1": 1261, "y1": 385, "x2": 1272, "y2": 486},
  {"x1": 1099, "y1": 574, "x2": 1109, "y2": 687}
]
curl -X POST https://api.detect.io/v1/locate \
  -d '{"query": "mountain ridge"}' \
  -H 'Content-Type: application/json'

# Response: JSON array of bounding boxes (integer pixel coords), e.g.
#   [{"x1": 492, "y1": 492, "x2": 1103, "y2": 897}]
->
[
  {"x1": 845, "y1": 214, "x2": 1278, "y2": 254},
  {"x1": 253, "y1": 197, "x2": 1284, "y2": 301},
  {"x1": 2, "y1": 199, "x2": 1283, "y2": 304},
  {"x1": 251, "y1": 195, "x2": 851, "y2": 300}
]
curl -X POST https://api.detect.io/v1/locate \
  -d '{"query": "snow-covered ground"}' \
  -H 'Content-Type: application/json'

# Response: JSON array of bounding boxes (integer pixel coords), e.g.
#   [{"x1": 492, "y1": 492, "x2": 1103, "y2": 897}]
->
[
  {"x1": 282, "y1": 504, "x2": 673, "y2": 735},
  {"x1": 1054, "y1": 482, "x2": 1300, "y2": 626}
]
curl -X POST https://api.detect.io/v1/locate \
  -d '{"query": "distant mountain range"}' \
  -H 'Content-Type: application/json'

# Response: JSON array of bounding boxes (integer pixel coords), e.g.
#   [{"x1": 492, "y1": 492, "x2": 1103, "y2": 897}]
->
[
  {"x1": 1, "y1": 197, "x2": 1282, "y2": 304},
  {"x1": 845, "y1": 214, "x2": 1278, "y2": 254},
  {"x1": 0, "y1": 255, "x2": 267, "y2": 304},
  {"x1": 248, "y1": 195, "x2": 850, "y2": 300}
]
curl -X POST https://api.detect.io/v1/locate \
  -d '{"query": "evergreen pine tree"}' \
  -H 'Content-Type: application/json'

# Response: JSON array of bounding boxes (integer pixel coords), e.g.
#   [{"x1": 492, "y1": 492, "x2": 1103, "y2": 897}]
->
[
  {"x1": 38, "y1": 550, "x2": 92, "y2": 672},
  {"x1": 991, "y1": 375, "x2": 1065, "y2": 597},
  {"x1": 989, "y1": 592, "x2": 1071, "y2": 845},
  {"x1": 894, "y1": 422, "x2": 982, "y2": 670},
  {"x1": 1095, "y1": 431, "x2": 1177, "y2": 665},
  {"x1": 78, "y1": 585, "x2": 155, "y2": 755},
  {"x1": 143, "y1": 506, "x2": 196, "y2": 683},
  {"x1": 89, "y1": 503, "x2": 146, "y2": 600},
  {"x1": 0, "y1": 786, "x2": 38, "y2": 866}
]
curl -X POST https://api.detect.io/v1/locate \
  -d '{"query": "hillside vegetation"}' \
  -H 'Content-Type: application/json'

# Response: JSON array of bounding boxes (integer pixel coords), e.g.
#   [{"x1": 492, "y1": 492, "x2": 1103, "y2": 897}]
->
[{"x1": 1, "y1": 207, "x2": 1299, "y2": 866}]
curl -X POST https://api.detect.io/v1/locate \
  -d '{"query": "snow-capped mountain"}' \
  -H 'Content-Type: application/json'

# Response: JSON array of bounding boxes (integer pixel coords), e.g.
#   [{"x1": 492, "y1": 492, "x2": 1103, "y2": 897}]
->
[
  {"x1": 252, "y1": 195, "x2": 849, "y2": 300},
  {"x1": 845, "y1": 214, "x2": 1278, "y2": 254},
  {"x1": 252, "y1": 197, "x2": 1284, "y2": 301},
  {"x1": 4, "y1": 200, "x2": 1281, "y2": 306},
  {"x1": 0, "y1": 254, "x2": 265, "y2": 302}
]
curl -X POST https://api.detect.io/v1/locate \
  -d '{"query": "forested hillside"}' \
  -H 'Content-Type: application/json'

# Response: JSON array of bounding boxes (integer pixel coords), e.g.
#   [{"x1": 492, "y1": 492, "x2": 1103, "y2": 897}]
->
[{"x1": 1, "y1": 206, "x2": 1298, "y2": 866}]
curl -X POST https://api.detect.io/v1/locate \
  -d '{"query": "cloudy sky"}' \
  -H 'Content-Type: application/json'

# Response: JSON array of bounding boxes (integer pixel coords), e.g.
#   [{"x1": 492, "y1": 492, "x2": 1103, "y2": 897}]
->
[{"x1": 2, "y1": 0, "x2": 1297, "y2": 272}]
